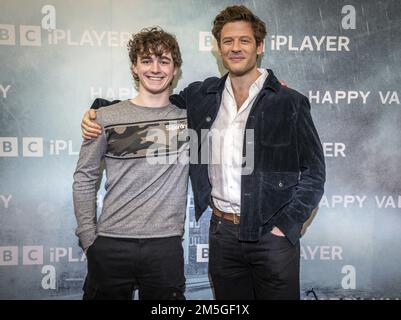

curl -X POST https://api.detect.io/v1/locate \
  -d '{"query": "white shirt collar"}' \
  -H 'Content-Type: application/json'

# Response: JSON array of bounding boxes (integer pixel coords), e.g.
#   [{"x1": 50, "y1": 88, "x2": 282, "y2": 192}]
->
[
  {"x1": 224, "y1": 68, "x2": 269, "y2": 112},
  {"x1": 225, "y1": 68, "x2": 268, "y2": 95}
]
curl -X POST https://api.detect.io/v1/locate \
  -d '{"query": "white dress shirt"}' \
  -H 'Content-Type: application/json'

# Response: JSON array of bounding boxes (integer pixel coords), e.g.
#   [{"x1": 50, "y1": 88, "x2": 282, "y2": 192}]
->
[{"x1": 209, "y1": 69, "x2": 268, "y2": 214}]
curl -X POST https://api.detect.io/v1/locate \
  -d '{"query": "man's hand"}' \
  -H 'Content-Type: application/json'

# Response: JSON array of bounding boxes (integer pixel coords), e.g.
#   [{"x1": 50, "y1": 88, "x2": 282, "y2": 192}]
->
[
  {"x1": 81, "y1": 109, "x2": 101, "y2": 140},
  {"x1": 279, "y1": 80, "x2": 288, "y2": 87},
  {"x1": 271, "y1": 226, "x2": 285, "y2": 237}
]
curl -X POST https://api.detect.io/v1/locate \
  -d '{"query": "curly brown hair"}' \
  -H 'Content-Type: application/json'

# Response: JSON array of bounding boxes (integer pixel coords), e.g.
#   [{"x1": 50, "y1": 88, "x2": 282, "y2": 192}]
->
[
  {"x1": 212, "y1": 5, "x2": 267, "y2": 47},
  {"x1": 127, "y1": 27, "x2": 182, "y2": 81}
]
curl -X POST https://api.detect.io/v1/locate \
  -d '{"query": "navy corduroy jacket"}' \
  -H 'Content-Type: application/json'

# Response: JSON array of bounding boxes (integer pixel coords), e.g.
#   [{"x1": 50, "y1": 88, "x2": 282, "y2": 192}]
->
[{"x1": 170, "y1": 69, "x2": 326, "y2": 245}]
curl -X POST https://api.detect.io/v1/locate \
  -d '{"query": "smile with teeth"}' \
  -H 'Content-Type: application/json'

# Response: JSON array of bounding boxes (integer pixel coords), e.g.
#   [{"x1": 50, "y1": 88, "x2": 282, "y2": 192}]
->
[{"x1": 147, "y1": 76, "x2": 164, "y2": 81}]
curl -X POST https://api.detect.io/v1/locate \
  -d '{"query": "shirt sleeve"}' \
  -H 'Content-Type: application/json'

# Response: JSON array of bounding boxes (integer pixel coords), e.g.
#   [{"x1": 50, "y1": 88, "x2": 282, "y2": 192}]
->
[{"x1": 72, "y1": 113, "x2": 107, "y2": 251}]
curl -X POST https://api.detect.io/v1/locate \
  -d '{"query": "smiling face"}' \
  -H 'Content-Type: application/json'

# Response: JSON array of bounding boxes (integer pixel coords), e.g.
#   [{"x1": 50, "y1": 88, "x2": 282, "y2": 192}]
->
[
  {"x1": 133, "y1": 51, "x2": 177, "y2": 95},
  {"x1": 218, "y1": 21, "x2": 264, "y2": 77},
  {"x1": 127, "y1": 27, "x2": 182, "y2": 96}
]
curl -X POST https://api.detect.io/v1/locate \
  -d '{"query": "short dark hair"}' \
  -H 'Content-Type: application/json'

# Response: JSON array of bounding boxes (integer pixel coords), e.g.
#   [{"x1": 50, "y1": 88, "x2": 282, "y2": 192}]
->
[
  {"x1": 212, "y1": 5, "x2": 267, "y2": 47},
  {"x1": 127, "y1": 26, "x2": 182, "y2": 81}
]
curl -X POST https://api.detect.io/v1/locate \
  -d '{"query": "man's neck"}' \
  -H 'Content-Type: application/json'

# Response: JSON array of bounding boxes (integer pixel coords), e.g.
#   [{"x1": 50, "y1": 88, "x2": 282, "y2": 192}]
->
[
  {"x1": 229, "y1": 67, "x2": 261, "y2": 94},
  {"x1": 229, "y1": 67, "x2": 262, "y2": 110},
  {"x1": 131, "y1": 88, "x2": 170, "y2": 108}
]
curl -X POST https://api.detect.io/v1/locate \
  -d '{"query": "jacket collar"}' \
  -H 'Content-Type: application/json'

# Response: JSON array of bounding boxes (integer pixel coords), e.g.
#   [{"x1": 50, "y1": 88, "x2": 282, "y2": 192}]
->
[
  {"x1": 206, "y1": 68, "x2": 281, "y2": 94},
  {"x1": 206, "y1": 73, "x2": 228, "y2": 93}
]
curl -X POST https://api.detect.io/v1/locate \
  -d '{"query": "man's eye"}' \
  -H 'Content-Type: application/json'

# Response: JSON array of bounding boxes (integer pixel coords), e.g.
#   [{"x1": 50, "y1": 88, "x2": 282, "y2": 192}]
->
[
  {"x1": 160, "y1": 60, "x2": 170, "y2": 65},
  {"x1": 142, "y1": 60, "x2": 150, "y2": 64}
]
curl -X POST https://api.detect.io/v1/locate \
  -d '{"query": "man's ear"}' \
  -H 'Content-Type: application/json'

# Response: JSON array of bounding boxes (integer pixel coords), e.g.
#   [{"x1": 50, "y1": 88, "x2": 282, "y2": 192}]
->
[
  {"x1": 217, "y1": 45, "x2": 222, "y2": 56},
  {"x1": 216, "y1": 39, "x2": 222, "y2": 56},
  {"x1": 256, "y1": 40, "x2": 264, "y2": 55},
  {"x1": 132, "y1": 64, "x2": 138, "y2": 77}
]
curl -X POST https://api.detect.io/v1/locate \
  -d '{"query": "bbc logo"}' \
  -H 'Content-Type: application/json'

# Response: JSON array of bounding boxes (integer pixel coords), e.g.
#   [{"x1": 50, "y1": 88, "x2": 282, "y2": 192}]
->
[
  {"x1": 0, "y1": 137, "x2": 79, "y2": 157},
  {"x1": 199, "y1": 32, "x2": 217, "y2": 52},
  {"x1": 0, "y1": 24, "x2": 41, "y2": 46},
  {"x1": 196, "y1": 244, "x2": 209, "y2": 262},
  {"x1": 0, "y1": 246, "x2": 44, "y2": 266},
  {"x1": 0, "y1": 137, "x2": 43, "y2": 157}
]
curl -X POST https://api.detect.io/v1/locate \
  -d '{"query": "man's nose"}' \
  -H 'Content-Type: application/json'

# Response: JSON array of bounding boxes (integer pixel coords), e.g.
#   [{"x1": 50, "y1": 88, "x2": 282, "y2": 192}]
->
[
  {"x1": 150, "y1": 61, "x2": 161, "y2": 73},
  {"x1": 231, "y1": 40, "x2": 241, "y2": 52}
]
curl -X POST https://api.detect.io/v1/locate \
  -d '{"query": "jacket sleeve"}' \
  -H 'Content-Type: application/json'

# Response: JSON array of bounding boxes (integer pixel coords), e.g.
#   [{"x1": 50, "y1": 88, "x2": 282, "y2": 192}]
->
[
  {"x1": 72, "y1": 113, "x2": 107, "y2": 251},
  {"x1": 170, "y1": 81, "x2": 204, "y2": 109},
  {"x1": 271, "y1": 97, "x2": 326, "y2": 245},
  {"x1": 170, "y1": 89, "x2": 189, "y2": 110},
  {"x1": 90, "y1": 98, "x2": 121, "y2": 110}
]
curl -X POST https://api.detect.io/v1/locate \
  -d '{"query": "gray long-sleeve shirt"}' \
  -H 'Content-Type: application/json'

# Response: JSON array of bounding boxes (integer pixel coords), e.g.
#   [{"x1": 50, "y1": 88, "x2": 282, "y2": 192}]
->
[{"x1": 72, "y1": 100, "x2": 189, "y2": 250}]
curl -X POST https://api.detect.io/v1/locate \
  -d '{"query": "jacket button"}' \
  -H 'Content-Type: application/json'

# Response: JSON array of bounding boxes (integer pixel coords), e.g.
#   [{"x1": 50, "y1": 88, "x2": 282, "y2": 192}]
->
[
  {"x1": 278, "y1": 181, "x2": 284, "y2": 188},
  {"x1": 206, "y1": 116, "x2": 211, "y2": 122}
]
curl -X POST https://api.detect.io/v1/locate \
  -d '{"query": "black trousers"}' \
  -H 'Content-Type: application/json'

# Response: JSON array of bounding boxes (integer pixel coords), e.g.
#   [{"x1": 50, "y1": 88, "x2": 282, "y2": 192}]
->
[
  {"x1": 83, "y1": 235, "x2": 185, "y2": 300},
  {"x1": 208, "y1": 214, "x2": 300, "y2": 300}
]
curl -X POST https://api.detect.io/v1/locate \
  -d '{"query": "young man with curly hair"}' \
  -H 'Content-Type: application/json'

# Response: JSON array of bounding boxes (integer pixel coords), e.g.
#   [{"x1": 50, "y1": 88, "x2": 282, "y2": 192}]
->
[{"x1": 73, "y1": 27, "x2": 188, "y2": 300}]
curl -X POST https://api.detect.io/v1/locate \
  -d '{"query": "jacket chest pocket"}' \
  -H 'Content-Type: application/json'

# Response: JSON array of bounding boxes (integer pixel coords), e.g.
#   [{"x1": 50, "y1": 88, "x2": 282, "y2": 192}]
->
[
  {"x1": 261, "y1": 171, "x2": 299, "y2": 190},
  {"x1": 260, "y1": 111, "x2": 294, "y2": 147}
]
